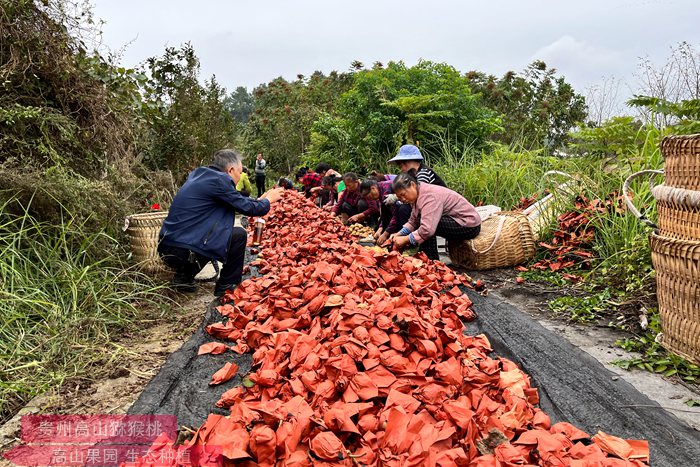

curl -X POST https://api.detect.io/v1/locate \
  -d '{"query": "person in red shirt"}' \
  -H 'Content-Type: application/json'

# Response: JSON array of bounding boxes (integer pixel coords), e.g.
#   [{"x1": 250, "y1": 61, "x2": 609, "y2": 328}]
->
[
  {"x1": 300, "y1": 162, "x2": 332, "y2": 198},
  {"x1": 360, "y1": 178, "x2": 408, "y2": 245}
]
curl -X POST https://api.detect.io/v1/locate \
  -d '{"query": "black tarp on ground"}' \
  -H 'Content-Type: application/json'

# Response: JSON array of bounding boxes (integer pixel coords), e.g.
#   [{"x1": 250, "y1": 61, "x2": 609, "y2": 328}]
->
[
  {"x1": 128, "y1": 265, "x2": 699, "y2": 465},
  {"x1": 128, "y1": 251, "x2": 259, "y2": 428},
  {"x1": 127, "y1": 301, "x2": 252, "y2": 428},
  {"x1": 464, "y1": 289, "x2": 700, "y2": 465}
]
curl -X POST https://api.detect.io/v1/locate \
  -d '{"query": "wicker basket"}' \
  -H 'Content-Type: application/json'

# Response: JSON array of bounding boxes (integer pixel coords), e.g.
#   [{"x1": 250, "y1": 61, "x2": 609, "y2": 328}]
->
[
  {"x1": 448, "y1": 212, "x2": 536, "y2": 270},
  {"x1": 661, "y1": 134, "x2": 700, "y2": 190},
  {"x1": 649, "y1": 232, "x2": 700, "y2": 364},
  {"x1": 124, "y1": 211, "x2": 171, "y2": 275},
  {"x1": 653, "y1": 184, "x2": 700, "y2": 240}
]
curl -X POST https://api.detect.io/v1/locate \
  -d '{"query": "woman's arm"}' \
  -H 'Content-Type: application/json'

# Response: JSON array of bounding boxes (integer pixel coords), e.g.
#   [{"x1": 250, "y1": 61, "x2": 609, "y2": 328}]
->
[{"x1": 410, "y1": 196, "x2": 441, "y2": 244}]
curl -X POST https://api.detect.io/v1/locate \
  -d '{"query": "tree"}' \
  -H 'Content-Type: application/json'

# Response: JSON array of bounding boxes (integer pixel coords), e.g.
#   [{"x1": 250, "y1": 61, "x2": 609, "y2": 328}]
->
[
  {"x1": 306, "y1": 60, "x2": 500, "y2": 173},
  {"x1": 585, "y1": 76, "x2": 624, "y2": 126},
  {"x1": 0, "y1": 0, "x2": 145, "y2": 175},
  {"x1": 628, "y1": 96, "x2": 700, "y2": 135},
  {"x1": 244, "y1": 71, "x2": 353, "y2": 174},
  {"x1": 466, "y1": 60, "x2": 587, "y2": 149},
  {"x1": 225, "y1": 86, "x2": 254, "y2": 124},
  {"x1": 142, "y1": 44, "x2": 239, "y2": 178},
  {"x1": 634, "y1": 41, "x2": 700, "y2": 127}
]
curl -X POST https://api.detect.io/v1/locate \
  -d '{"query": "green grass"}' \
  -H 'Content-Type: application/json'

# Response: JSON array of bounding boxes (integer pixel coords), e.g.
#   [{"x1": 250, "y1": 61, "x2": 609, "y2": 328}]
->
[
  {"x1": 432, "y1": 126, "x2": 697, "y2": 383},
  {"x1": 433, "y1": 124, "x2": 663, "y2": 288},
  {"x1": 613, "y1": 312, "x2": 700, "y2": 383},
  {"x1": 0, "y1": 198, "x2": 165, "y2": 422},
  {"x1": 432, "y1": 141, "x2": 560, "y2": 210},
  {"x1": 548, "y1": 289, "x2": 620, "y2": 324}
]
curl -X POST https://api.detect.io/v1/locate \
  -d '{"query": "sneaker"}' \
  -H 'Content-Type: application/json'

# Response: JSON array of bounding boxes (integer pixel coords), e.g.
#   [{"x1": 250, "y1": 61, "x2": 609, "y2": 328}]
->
[
  {"x1": 214, "y1": 283, "x2": 238, "y2": 297},
  {"x1": 171, "y1": 281, "x2": 197, "y2": 293},
  {"x1": 171, "y1": 274, "x2": 197, "y2": 293}
]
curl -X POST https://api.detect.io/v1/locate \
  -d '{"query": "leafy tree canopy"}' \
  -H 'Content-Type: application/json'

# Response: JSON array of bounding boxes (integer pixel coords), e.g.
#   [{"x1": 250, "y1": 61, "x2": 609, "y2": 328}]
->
[
  {"x1": 305, "y1": 60, "x2": 501, "y2": 174},
  {"x1": 466, "y1": 60, "x2": 587, "y2": 149},
  {"x1": 244, "y1": 71, "x2": 354, "y2": 175}
]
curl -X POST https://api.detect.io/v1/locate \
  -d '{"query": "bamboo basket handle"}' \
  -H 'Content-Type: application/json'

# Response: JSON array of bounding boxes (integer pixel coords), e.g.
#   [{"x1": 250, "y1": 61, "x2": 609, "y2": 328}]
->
[
  {"x1": 541, "y1": 170, "x2": 578, "y2": 196},
  {"x1": 470, "y1": 215, "x2": 508, "y2": 254},
  {"x1": 623, "y1": 169, "x2": 664, "y2": 229},
  {"x1": 542, "y1": 170, "x2": 575, "y2": 182}
]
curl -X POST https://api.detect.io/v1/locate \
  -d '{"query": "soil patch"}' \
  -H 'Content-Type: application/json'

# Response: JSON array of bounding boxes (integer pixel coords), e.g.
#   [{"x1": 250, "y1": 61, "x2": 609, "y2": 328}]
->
[{"x1": 0, "y1": 284, "x2": 214, "y2": 453}]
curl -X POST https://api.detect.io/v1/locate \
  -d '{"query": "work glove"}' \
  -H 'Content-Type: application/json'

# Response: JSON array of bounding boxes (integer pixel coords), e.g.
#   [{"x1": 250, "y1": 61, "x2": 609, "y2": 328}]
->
[{"x1": 384, "y1": 194, "x2": 398, "y2": 205}]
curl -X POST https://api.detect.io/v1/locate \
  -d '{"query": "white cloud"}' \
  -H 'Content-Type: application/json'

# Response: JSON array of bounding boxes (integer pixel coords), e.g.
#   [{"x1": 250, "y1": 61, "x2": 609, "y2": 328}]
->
[
  {"x1": 91, "y1": 0, "x2": 700, "y2": 101},
  {"x1": 530, "y1": 36, "x2": 628, "y2": 86}
]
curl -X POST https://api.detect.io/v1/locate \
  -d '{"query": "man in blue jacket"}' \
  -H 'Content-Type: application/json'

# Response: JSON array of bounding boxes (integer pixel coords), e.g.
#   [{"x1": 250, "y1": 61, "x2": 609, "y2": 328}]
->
[{"x1": 158, "y1": 149, "x2": 283, "y2": 296}]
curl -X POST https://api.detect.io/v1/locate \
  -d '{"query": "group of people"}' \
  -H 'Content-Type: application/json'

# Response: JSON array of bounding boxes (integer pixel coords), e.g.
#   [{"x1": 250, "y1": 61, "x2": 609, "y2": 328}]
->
[
  {"x1": 288, "y1": 145, "x2": 481, "y2": 261},
  {"x1": 157, "y1": 145, "x2": 481, "y2": 296},
  {"x1": 234, "y1": 153, "x2": 269, "y2": 198}
]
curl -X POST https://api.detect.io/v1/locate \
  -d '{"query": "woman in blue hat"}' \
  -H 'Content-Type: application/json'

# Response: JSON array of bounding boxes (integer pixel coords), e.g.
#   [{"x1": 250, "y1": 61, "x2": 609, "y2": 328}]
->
[
  {"x1": 386, "y1": 144, "x2": 447, "y2": 252},
  {"x1": 387, "y1": 144, "x2": 446, "y2": 187}
]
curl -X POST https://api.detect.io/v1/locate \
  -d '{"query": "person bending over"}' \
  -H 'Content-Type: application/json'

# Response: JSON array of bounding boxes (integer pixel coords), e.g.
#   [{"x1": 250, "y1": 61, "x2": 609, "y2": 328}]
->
[
  {"x1": 389, "y1": 172, "x2": 480, "y2": 261},
  {"x1": 276, "y1": 177, "x2": 295, "y2": 190},
  {"x1": 332, "y1": 172, "x2": 379, "y2": 225},
  {"x1": 369, "y1": 171, "x2": 397, "y2": 182},
  {"x1": 320, "y1": 174, "x2": 343, "y2": 210},
  {"x1": 158, "y1": 149, "x2": 283, "y2": 296},
  {"x1": 359, "y1": 178, "x2": 410, "y2": 245},
  {"x1": 300, "y1": 162, "x2": 333, "y2": 198},
  {"x1": 236, "y1": 166, "x2": 252, "y2": 197}
]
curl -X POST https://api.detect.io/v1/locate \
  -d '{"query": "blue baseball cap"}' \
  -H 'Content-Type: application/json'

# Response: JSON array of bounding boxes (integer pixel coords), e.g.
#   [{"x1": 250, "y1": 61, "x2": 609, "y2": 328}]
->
[{"x1": 388, "y1": 144, "x2": 423, "y2": 163}]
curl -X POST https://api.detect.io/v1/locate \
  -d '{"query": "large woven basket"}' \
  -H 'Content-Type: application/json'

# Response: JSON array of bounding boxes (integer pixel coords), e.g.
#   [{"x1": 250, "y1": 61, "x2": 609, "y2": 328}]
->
[
  {"x1": 661, "y1": 134, "x2": 700, "y2": 190},
  {"x1": 124, "y1": 211, "x2": 171, "y2": 275},
  {"x1": 649, "y1": 232, "x2": 700, "y2": 364},
  {"x1": 448, "y1": 212, "x2": 536, "y2": 270},
  {"x1": 652, "y1": 184, "x2": 700, "y2": 240}
]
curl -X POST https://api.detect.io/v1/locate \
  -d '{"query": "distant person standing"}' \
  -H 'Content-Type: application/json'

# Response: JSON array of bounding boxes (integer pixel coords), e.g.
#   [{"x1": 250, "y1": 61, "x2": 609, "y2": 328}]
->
[{"x1": 254, "y1": 153, "x2": 266, "y2": 197}]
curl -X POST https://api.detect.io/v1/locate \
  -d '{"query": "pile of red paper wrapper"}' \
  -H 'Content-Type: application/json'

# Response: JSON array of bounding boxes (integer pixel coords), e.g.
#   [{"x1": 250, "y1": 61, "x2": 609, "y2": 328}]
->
[{"x1": 128, "y1": 190, "x2": 649, "y2": 466}]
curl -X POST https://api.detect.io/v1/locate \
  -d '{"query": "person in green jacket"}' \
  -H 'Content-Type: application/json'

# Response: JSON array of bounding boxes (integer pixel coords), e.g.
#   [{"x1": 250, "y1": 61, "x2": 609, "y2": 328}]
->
[{"x1": 236, "y1": 166, "x2": 252, "y2": 197}]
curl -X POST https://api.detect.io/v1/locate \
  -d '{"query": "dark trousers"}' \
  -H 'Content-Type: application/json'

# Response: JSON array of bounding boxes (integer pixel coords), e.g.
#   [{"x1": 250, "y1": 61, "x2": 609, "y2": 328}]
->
[
  {"x1": 385, "y1": 203, "x2": 412, "y2": 233},
  {"x1": 255, "y1": 174, "x2": 266, "y2": 198},
  {"x1": 320, "y1": 189, "x2": 335, "y2": 207},
  {"x1": 340, "y1": 199, "x2": 366, "y2": 216},
  {"x1": 420, "y1": 216, "x2": 481, "y2": 260},
  {"x1": 158, "y1": 227, "x2": 248, "y2": 292},
  {"x1": 380, "y1": 205, "x2": 393, "y2": 231}
]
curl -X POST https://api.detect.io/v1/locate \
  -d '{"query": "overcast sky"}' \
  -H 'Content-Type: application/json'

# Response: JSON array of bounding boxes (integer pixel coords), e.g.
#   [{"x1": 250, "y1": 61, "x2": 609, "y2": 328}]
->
[{"x1": 92, "y1": 0, "x2": 699, "y2": 103}]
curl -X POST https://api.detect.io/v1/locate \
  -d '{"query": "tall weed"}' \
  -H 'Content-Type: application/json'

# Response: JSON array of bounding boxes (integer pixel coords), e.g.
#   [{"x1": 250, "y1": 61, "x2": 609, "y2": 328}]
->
[
  {"x1": 432, "y1": 125, "x2": 664, "y2": 291},
  {"x1": 432, "y1": 139, "x2": 567, "y2": 210},
  {"x1": 0, "y1": 199, "x2": 163, "y2": 421}
]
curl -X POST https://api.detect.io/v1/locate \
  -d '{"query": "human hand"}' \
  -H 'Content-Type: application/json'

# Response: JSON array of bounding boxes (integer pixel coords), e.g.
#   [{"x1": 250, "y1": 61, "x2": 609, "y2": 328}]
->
[
  {"x1": 262, "y1": 187, "x2": 284, "y2": 204},
  {"x1": 347, "y1": 214, "x2": 363, "y2": 224},
  {"x1": 384, "y1": 194, "x2": 398, "y2": 205},
  {"x1": 377, "y1": 231, "x2": 389, "y2": 245},
  {"x1": 373, "y1": 227, "x2": 384, "y2": 240},
  {"x1": 392, "y1": 235, "x2": 410, "y2": 251}
]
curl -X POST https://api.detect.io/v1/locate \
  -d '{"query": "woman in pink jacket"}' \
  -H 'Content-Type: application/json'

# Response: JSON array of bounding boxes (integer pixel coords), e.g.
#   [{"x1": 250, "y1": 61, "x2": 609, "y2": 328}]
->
[{"x1": 389, "y1": 172, "x2": 481, "y2": 260}]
